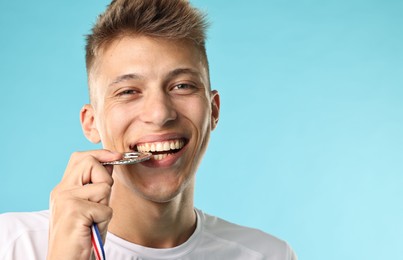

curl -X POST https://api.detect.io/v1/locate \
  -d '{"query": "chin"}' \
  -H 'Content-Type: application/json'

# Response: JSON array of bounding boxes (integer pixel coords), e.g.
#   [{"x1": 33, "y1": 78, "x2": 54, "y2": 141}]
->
[
  {"x1": 135, "y1": 188, "x2": 182, "y2": 204},
  {"x1": 133, "y1": 177, "x2": 194, "y2": 204}
]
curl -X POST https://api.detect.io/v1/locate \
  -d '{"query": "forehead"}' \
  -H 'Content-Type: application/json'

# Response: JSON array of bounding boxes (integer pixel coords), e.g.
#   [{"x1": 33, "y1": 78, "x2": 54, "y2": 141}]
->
[{"x1": 90, "y1": 35, "x2": 208, "y2": 85}]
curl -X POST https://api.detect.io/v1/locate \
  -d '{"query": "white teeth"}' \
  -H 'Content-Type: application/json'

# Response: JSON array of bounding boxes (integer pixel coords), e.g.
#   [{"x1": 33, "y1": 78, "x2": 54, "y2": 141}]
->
[
  {"x1": 153, "y1": 154, "x2": 169, "y2": 161},
  {"x1": 170, "y1": 142, "x2": 176, "y2": 150},
  {"x1": 156, "y1": 142, "x2": 163, "y2": 151},
  {"x1": 136, "y1": 139, "x2": 185, "y2": 153},
  {"x1": 146, "y1": 143, "x2": 151, "y2": 151}
]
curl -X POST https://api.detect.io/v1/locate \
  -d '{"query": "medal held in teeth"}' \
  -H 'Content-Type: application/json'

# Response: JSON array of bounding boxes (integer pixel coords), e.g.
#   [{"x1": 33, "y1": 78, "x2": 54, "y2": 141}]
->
[{"x1": 101, "y1": 152, "x2": 152, "y2": 165}]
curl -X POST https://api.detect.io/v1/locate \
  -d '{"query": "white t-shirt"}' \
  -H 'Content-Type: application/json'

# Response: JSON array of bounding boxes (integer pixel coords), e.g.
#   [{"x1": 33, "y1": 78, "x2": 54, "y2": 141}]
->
[{"x1": 0, "y1": 209, "x2": 297, "y2": 260}]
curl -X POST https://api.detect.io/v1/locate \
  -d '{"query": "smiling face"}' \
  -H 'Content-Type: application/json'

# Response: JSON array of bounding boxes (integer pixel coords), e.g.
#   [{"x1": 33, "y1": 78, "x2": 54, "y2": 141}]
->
[{"x1": 81, "y1": 35, "x2": 219, "y2": 203}]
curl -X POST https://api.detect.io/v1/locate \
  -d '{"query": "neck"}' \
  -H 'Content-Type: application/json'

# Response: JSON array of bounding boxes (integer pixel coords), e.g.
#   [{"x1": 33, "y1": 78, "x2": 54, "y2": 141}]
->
[{"x1": 108, "y1": 181, "x2": 196, "y2": 248}]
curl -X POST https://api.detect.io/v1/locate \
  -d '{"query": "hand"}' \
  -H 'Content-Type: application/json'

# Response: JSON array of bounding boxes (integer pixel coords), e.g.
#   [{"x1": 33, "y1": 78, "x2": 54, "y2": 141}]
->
[{"x1": 47, "y1": 150, "x2": 122, "y2": 260}]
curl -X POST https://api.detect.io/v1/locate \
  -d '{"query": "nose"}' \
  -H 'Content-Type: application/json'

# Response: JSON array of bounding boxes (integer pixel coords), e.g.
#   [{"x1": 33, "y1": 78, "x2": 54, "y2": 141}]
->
[{"x1": 139, "y1": 89, "x2": 177, "y2": 127}]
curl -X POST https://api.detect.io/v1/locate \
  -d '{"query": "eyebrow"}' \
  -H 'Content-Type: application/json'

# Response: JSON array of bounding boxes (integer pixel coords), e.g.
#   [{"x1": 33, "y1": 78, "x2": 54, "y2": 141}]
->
[
  {"x1": 108, "y1": 68, "x2": 202, "y2": 87},
  {"x1": 109, "y1": 73, "x2": 143, "y2": 87},
  {"x1": 165, "y1": 68, "x2": 201, "y2": 80}
]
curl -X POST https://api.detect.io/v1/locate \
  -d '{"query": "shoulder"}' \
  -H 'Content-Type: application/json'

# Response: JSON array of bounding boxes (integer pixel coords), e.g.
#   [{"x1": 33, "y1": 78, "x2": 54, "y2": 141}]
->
[
  {"x1": 196, "y1": 209, "x2": 297, "y2": 260},
  {"x1": 0, "y1": 210, "x2": 49, "y2": 236},
  {"x1": 0, "y1": 210, "x2": 49, "y2": 259}
]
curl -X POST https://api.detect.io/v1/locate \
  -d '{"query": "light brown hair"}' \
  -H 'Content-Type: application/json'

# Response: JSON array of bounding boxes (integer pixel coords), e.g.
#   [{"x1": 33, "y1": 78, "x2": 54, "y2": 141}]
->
[{"x1": 85, "y1": 0, "x2": 209, "y2": 82}]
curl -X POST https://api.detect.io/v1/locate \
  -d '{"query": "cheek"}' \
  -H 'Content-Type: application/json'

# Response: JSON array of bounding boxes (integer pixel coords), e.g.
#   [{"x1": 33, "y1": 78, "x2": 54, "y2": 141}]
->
[
  {"x1": 97, "y1": 105, "x2": 135, "y2": 146},
  {"x1": 181, "y1": 97, "x2": 211, "y2": 133}
]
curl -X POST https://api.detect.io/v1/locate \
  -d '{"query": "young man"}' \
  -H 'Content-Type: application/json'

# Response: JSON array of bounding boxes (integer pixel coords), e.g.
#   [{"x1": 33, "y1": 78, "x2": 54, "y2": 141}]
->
[{"x1": 0, "y1": 0, "x2": 297, "y2": 259}]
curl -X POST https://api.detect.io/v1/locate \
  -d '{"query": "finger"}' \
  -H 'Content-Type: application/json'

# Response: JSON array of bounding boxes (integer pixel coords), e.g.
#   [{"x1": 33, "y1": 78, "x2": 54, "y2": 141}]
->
[
  {"x1": 63, "y1": 157, "x2": 113, "y2": 186},
  {"x1": 62, "y1": 150, "x2": 121, "y2": 185},
  {"x1": 74, "y1": 149, "x2": 123, "y2": 163},
  {"x1": 64, "y1": 150, "x2": 122, "y2": 177},
  {"x1": 69, "y1": 183, "x2": 112, "y2": 205},
  {"x1": 50, "y1": 195, "x2": 113, "y2": 228},
  {"x1": 48, "y1": 198, "x2": 113, "y2": 260},
  {"x1": 84, "y1": 201, "x2": 113, "y2": 243},
  {"x1": 87, "y1": 202, "x2": 113, "y2": 226},
  {"x1": 92, "y1": 208, "x2": 113, "y2": 245},
  {"x1": 86, "y1": 160, "x2": 115, "y2": 185}
]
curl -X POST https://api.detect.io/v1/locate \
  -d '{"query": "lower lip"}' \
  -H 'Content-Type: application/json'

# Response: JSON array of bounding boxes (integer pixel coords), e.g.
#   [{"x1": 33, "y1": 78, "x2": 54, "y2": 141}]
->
[{"x1": 140, "y1": 144, "x2": 188, "y2": 168}]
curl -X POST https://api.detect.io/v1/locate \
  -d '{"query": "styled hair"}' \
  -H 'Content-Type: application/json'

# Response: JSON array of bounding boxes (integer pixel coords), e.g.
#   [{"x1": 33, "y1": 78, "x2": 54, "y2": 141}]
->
[{"x1": 85, "y1": 0, "x2": 209, "y2": 77}]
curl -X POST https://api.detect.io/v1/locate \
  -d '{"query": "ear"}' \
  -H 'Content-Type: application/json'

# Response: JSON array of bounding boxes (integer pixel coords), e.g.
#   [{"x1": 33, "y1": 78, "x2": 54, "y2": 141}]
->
[
  {"x1": 210, "y1": 90, "x2": 220, "y2": 130},
  {"x1": 80, "y1": 104, "x2": 101, "y2": 143}
]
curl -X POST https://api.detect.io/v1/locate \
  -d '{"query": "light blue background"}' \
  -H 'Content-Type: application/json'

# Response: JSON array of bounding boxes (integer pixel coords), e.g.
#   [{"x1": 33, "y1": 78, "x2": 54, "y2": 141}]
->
[{"x1": 0, "y1": 1, "x2": 402, "y2": 259}]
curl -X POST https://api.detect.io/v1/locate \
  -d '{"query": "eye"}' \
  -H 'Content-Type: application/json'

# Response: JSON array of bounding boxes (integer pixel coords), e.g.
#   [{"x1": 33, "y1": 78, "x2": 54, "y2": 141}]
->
[
  {"x1": 117, "y1": 89, "x2": 139, "y2": 96},
  {"x1": 173, "y1": 83, "x2": 192, "y2": 90},
  {"x1": 171, "y1": 83, "x2": 198, "y2": 94}
]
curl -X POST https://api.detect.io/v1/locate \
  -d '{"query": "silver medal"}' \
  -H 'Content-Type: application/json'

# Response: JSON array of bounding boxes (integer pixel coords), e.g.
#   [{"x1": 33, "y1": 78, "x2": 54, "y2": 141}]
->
[{"x1": 101, "y1": 152, "x2": 152, "y2": 165}]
